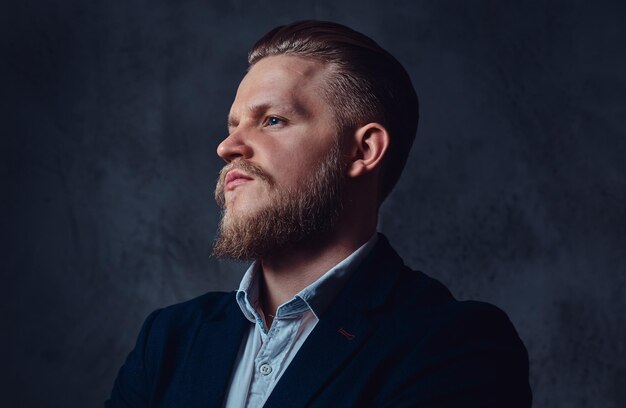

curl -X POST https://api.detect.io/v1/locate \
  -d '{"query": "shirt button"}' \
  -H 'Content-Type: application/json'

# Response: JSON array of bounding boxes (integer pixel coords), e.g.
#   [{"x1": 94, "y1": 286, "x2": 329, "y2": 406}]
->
[{"x1": 259, "y1": 363, "x2": 272, "y2": 375}]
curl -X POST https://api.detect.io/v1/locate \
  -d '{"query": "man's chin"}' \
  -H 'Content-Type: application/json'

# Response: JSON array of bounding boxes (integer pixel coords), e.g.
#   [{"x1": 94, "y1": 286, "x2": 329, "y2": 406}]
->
[
  {"x1": 222, "y1": 196, "x2": 266, "y2": 218},
  {"x1": 212, "y1": 209, "x2": 272, "y2": 260}
]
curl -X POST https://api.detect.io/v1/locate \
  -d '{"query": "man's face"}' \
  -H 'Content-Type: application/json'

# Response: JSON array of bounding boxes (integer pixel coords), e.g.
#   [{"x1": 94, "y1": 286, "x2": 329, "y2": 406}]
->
[{"x1": 213, "y1": 55, "x2": 345, "y2": 260}]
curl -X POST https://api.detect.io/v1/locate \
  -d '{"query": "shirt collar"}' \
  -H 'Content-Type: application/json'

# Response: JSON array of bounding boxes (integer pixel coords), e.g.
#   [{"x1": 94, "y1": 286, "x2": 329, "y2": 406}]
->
[{"x1": 235, "y1": 233, "x2": 379, "y2": 324}]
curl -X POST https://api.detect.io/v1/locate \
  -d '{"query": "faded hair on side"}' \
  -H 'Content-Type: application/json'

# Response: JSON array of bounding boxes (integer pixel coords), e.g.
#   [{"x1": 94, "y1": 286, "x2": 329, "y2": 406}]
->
[{"x1": 248, "y1": 20, "x2": 419, "y2": 203}]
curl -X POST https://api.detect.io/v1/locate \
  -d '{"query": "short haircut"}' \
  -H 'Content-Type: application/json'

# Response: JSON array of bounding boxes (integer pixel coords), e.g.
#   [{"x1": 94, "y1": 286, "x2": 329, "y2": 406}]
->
[{"x1": 249, "y1": 20, "x2": 419, "y2": 203}]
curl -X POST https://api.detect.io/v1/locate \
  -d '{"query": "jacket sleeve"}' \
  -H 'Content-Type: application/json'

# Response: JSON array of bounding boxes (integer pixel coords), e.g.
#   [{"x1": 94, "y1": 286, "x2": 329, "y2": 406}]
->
[
  {"x1": 105, "y1": 309, "x2": 161, "y2": 408},
  {"x1": 381, "y1": 302, "x2": 532, "y2": 408}
]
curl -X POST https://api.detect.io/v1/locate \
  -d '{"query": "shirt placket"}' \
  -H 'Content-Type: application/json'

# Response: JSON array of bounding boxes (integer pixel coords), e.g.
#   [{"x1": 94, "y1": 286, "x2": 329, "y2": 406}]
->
[
  {"x1": 246, "y1": 300, "x2": 306, "y2": 407},
  {"x1": 246, "y1": 320, "x2": 283, "y2": 405}
]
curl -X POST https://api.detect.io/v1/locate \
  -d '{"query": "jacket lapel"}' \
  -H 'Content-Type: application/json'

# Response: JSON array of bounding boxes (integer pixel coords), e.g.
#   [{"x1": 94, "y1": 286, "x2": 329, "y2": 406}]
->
[
  {"x1": 264, "y1": 234, "x2": 405, "y2": 407},
  {"x1": 174, "y1": 295, "x2": 249, "y2": 408}
]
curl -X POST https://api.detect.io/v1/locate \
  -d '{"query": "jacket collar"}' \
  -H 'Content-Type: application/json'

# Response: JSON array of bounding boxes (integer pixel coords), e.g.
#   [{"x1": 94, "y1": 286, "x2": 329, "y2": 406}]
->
[{"x1": 264, "y1": 233, "x2": 407, "y2": 407}]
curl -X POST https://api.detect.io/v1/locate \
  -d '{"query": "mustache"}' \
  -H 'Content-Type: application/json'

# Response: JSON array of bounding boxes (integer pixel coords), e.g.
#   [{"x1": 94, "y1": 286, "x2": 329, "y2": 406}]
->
[{"x1": 214, "y1": 159, "x2": 273, "y2": 208}]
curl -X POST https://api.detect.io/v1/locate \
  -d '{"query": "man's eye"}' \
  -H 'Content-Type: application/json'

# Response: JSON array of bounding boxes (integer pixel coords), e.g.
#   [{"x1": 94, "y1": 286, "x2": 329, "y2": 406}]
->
[{"x1": 266, "y1": 117, "x2": 283, "y2": 126}]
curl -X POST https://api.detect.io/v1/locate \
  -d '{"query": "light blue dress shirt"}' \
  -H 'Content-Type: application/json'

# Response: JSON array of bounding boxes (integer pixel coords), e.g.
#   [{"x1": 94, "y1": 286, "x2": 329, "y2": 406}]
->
[{"x1": 223, "y1": 234, "x2": 378, "y2": 408}]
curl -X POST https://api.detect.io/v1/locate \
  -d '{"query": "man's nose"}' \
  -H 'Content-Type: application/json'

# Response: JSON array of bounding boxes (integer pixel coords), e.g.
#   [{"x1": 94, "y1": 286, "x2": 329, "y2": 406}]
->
[{"x1": 216, "y1": 131, "x2": 253, "y2": 163}]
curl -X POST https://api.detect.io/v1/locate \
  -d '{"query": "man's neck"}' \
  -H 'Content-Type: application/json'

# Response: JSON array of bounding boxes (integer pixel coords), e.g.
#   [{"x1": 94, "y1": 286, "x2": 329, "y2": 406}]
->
[{"x1": 258, "y1": 226, "x2": 375, "y2": 319}]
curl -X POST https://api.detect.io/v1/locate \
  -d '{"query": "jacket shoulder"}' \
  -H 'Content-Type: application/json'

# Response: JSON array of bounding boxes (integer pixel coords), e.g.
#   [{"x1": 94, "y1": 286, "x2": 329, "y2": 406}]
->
[
  {"x1": 375, "y1": 268, "x2": 532, "y2": 406},
  {"x1": 390, "y1": 268, "x2": 526, "y2": 351}
]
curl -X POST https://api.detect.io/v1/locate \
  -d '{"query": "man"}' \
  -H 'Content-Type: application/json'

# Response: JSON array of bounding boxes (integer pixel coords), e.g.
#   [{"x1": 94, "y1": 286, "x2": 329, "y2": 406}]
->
[{"x1": 107, "y1": 20, "x2": 531, "y2": 407}]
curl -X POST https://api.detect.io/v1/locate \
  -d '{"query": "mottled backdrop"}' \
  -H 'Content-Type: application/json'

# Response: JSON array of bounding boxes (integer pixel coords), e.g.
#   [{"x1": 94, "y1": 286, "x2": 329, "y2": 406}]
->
[{"x1": 3, "y1": 0, "x2": 625, "y2": 407}]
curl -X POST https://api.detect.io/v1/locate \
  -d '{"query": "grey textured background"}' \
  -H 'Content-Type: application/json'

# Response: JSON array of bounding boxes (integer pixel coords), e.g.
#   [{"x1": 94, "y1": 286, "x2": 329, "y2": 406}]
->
[{"x1": 3, "y1": 0, "x2": 625, "y2": 407}]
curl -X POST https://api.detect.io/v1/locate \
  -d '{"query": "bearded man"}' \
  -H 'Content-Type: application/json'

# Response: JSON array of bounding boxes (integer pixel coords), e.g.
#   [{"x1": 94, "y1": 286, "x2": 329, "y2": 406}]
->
[{"x1": 107, "y1": 20, "x2": 532, "y2": 407}]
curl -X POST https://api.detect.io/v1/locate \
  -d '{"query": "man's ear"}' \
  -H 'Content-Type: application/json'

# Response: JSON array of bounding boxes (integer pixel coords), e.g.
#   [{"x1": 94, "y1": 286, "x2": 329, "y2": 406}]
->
[{"x1": 347, "y1": 123, "x2": 390, "y2": 178}]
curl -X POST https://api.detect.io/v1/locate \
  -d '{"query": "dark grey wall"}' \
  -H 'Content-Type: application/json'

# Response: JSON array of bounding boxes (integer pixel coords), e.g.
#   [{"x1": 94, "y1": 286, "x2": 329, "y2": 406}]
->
[{"x1": 4, "y1": 0, "x2": 625, "y2": 407}]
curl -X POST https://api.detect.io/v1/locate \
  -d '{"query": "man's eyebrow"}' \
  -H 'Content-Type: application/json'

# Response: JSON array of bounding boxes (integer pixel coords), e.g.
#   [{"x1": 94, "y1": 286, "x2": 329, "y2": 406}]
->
[
  {"x1": 227, "y1": 101, "x2": 309, "y2": 130},
  {"x1": 227, "y1": 115, "x2": 238, "y2": 130}
]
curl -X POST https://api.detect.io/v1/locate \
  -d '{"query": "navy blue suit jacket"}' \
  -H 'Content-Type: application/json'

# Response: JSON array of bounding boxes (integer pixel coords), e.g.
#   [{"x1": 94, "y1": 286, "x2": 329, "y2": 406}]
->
[{"x1": 107, "y1": 235, "x2": 531, "y2": 407}]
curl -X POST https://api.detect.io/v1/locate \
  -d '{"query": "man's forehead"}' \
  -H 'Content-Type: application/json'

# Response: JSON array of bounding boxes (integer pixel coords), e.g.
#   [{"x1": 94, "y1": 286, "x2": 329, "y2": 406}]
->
[
  {"x1": 251, "y1": 55, "x2": 327, "y2": 78},
  {"x1": 229, "y1": 55, "x2": 329, "y2": 119},
  {"x1": 237, "y1": 56, "x2": 329, "y2": 96}
]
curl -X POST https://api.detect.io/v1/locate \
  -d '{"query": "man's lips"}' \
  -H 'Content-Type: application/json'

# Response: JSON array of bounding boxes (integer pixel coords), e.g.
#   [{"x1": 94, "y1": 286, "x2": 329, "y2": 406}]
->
[{"x1": 225, "y1": 170, "x2": 254, "y2": 191}]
